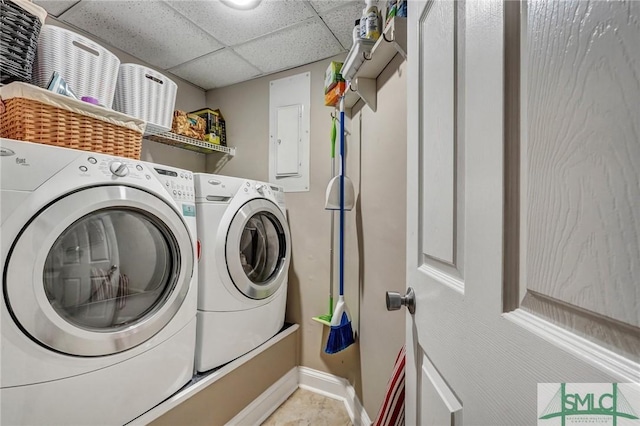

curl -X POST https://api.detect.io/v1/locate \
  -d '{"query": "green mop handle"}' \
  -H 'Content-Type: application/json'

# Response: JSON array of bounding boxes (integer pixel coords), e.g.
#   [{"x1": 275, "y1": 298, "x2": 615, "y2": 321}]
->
[{"x1": 331, "y1": 116, "x2": 337, "y2": 160}]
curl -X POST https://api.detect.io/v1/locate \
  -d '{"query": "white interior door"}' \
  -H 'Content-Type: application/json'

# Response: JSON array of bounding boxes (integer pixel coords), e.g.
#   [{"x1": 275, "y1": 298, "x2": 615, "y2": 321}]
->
[
  {"x1": 405, "y1": 1, "x2": 640, "y2": 424},
  {"x1": 47, "y1": 215, "x2": 119, "y2": 312}
]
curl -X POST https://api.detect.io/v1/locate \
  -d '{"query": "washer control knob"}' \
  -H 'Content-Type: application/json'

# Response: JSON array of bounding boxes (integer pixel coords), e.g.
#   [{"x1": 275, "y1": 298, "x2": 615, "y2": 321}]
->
[
  {"x1": 109, "y1": 161, "x2": 129, "y2": 177},
  {"x1": 255, "y1": 183, "x2": 265, "y2": 194}
]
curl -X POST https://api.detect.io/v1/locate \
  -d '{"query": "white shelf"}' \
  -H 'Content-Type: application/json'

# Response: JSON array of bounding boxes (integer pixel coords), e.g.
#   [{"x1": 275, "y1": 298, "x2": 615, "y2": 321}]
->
[
  {"x1": 143, "y1": 123, "x2": 171, "y2": 137},
  {"x1": 342, "y1": 17, "x2": 407, "y2": 111},
  {"x1": 145, "y1": 132, "x2": 235, "y2": 156}
]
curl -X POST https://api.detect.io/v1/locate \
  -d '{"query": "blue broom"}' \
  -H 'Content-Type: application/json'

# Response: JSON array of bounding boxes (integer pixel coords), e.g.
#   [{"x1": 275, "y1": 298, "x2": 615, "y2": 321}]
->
[{"x1": 325, "y1": 96, "x2": 354, "y2": 354}]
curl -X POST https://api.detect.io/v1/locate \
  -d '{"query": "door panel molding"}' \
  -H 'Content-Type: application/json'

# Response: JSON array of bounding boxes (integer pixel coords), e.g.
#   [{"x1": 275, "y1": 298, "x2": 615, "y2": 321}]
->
[
  {"x1": 418, "y1": 264, "x2": 464, "y2": 295},
  {"x1": 420, "y1": 352, "x2": 463, "y2": 426},
  {"x1": 523, "y1": 0, "x2": 640, "y2": 322},
  {"x1": 521, "y1": 291, "x2": 640, "y2": 363},
  {"x1": 505, "y1": 309, "x2": 640, "y2": 383},
  {"x1": 418, "y1": 0, "x2": 466, "y2": 285},
  {"x1": 420, "y1": 0, "x2": 456, "y2": 266},
  {"x1": 503, "y1": 0, "x2": 521, "y2": 313},
  {"x1": 509, "y1": 0, "x2": 640, "y2": 369}
]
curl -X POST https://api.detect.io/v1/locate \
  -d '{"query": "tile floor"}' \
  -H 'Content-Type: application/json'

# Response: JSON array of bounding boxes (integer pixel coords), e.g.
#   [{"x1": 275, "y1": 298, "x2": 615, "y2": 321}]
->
[{"x1": 261, "y1": 388, "x2": 352, "y2": 426}]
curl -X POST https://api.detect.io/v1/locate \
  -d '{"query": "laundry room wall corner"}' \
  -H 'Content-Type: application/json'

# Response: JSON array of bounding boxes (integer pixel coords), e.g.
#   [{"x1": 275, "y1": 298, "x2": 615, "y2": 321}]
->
[
  {"x1": 349, "y1": 54, "x2": 407, "y2": 417},
  {"x1": 204, "y1": 54, "x2": 362, "y2": 385},
  {"x1": 204, "y1": 52, "x2": 407, "y2": 417}
]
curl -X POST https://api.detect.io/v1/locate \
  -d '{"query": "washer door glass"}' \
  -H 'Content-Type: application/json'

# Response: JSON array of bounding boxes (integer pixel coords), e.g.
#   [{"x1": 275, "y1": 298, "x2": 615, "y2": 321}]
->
[
  {"x1": 43, "y1": 209, "x2": 176, "y2": 330},
  {"x1": 5, "y1": 186, "x2": 193, "y2": 356},
  {"x1": 226, "y1": 199, "x2": 291, "y2": 300},
  {"x1": 239, "y1": 212, "x2": 285, "y2": 285}
]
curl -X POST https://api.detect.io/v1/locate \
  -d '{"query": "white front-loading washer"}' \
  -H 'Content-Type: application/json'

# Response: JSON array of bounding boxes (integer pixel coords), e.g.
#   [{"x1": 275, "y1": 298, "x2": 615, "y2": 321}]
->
[
  {"x1": 1, "y1": 138, "x2": 198, "y2": 425},
  {"x1": 194, "y1": 173, "x2": 290, "y2": 372}
]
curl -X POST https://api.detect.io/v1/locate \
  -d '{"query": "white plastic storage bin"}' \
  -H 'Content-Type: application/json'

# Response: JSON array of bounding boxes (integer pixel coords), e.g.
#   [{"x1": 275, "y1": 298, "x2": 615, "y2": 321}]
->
[
  {"x1": 113, "y1": 64, "x2": 177, "y2": 134},
  {"x1": 32, "y1": 25, "x2": 120, "y2": 107}
]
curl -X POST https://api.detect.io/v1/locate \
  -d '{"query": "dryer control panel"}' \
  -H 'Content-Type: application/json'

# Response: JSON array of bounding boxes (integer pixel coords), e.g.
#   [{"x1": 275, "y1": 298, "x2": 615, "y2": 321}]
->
[
  {"x1": 270, "y1": 184, "x2": 286, "y2": 209},
  {"x1": 154, "y1": 167, "x2": 195, "y2": 202}
]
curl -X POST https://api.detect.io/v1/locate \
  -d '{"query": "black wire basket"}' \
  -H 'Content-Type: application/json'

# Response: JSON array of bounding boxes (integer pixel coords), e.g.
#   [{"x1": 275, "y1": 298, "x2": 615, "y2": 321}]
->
[{"x1": 0, "y1": 0, "x2": 43, "y2": 84}]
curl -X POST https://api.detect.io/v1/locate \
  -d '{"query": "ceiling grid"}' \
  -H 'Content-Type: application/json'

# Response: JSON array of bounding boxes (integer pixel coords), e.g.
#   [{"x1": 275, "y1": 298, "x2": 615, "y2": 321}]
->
[{"x1": 34, "y1": 0, "x2": 363, "y2": 90}]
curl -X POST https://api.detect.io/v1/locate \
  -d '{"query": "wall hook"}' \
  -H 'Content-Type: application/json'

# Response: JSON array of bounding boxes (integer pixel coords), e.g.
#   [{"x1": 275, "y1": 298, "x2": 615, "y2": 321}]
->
[
  {"x1": 362, "y1": 51, "x2": 372, "y2": 61},
  {"x1": 383, "y1": 32, "x2": 394, "y2": 43}
]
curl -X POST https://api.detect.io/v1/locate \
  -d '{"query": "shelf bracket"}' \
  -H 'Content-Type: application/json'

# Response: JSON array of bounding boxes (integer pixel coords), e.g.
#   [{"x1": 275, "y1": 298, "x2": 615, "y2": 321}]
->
[
  {"x1": 353, "y1": 77, "x2": 377, "y2": 112},
  {"x1": 390, "y1": 18, "x2": 408, "y2": 59}
]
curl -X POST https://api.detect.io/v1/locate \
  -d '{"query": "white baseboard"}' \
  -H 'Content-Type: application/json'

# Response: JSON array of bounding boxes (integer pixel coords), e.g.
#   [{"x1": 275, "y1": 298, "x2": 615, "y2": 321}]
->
[
  {"x1": 225, "y1": 366, "x2": 372, "y2": 426},
  {"x1": 225, "y1": 367, "x2": 298, "y2": 426},
  {"x1": 298, "y1": 367, "x2": 372, "y2": 426}
]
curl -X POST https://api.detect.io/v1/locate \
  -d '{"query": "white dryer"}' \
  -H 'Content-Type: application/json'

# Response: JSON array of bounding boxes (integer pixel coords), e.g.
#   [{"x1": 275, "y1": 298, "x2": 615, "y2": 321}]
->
[
  {"x1": 1, "y1": 139, "x2": 198, "y2": 425},
  {"x1": 194, "y1": 173, "x2": 290, "y2": 372}
]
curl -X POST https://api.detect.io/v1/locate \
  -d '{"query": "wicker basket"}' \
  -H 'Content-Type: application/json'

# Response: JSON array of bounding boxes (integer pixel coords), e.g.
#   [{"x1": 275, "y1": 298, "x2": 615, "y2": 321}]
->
[
  {"x1": 0, "y1": 82, "x2": 144, "y2": 159},
  {"x1": 0, "y1": 0, "x2": 46, "y2": 84}
]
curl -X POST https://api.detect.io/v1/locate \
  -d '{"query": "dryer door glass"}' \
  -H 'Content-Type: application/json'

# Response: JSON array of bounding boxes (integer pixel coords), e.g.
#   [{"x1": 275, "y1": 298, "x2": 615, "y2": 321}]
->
[
  {"x1": 239, "y1": 212, "x2": 285, "y2": 284},
  {"x1": 43, "y1": 209, "x2": 178, "y2": 330},
  {"x1": 226, "y1": 199, "x2": 291, "y2": 300}
]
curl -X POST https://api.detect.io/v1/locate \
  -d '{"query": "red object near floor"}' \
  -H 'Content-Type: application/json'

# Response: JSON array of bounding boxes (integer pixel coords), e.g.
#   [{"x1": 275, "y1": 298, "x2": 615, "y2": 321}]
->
[{"x1": 374, "y1": 345, "x2": 406, "y2": 426}]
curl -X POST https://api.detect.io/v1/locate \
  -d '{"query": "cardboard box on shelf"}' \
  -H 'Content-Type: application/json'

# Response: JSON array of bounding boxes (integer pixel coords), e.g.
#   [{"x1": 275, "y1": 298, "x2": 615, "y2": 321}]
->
[
  {"x1": 204, "y1": 133, "x2": 220, "y2": 145},
  {"x1": 324, "y1": 81, "x2": 346, "y2": 107},
  {"x1": 172, "y1": 110, "x2": 206, "y2": 140},
  {"x1": 190, "y1": 108, "x2": 226, "y2": 146},
  {"x1": 324, "y1": 61, "x2": 345, "y2": 94}
]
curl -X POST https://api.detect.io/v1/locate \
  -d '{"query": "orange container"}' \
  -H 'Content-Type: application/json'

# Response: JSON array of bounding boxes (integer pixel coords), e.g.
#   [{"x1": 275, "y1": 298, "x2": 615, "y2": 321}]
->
[{"x1": 324, "y1": 81, "x2": 346, "y2": 107}]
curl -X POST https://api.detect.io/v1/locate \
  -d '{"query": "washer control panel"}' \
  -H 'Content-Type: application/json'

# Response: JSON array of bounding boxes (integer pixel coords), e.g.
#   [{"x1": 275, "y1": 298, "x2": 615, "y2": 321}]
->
[
  {"x1": 91, "y1": 156, "x2": 146, "y2": 180},
  {"x1": 155, "y1": 167, "x2": 195, "y2": 202},
  {"x1": 109, "y1": 161, "x2": 129, "y2": 177},
  {"x1": 79, "y1": 155, "x2": 194, "y2": 203}
]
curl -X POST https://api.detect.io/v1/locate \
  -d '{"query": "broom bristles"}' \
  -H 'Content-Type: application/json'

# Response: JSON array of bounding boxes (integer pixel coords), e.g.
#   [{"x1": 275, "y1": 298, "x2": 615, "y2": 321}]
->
[{"x1": 324, "y1": 312, "x2": 354, "y2": 354}]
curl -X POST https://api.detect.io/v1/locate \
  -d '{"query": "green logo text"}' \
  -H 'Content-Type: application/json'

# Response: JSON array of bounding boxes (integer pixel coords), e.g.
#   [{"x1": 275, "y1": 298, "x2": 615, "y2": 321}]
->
[{"x1": 539, "y1": 383, "x2": 639, "y2": 426}]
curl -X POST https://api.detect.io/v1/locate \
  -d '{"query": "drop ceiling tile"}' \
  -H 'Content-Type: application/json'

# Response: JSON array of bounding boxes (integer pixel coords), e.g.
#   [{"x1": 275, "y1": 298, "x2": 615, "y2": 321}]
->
[
  {"x1": 235, "y1": 19, "x2": 344, "y2": 73},
  {"x1": 167, "y1": 0, "x2": 316, "y2": 47},
  {"x1": 59, "y1": 1, "x2": 223, "y2": 69},
  {"x1": 33, "y1": 0, "x2": 79, "y2": 17},
  {"x1": 320, "y1": 2, "x2": 364, "y2": 50},
  {"x1": 310, "y1": 0, "x2": 361, "y2": 14},
  {"x1": 170, "y1": 49, "x2": 261, "y2": 90}
]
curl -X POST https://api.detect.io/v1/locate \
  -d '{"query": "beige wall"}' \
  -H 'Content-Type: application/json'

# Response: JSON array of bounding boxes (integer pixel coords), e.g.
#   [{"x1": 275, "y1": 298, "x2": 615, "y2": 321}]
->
[
  {"x1": 350, "y1": 54, "x2": 407, "y2": 417},
  {"x1": 206, "y1": 55, "x2": 407, "y2": 416},
  {"x1": 46, "y1": 17, "x2": 208, "y2": 172}
]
